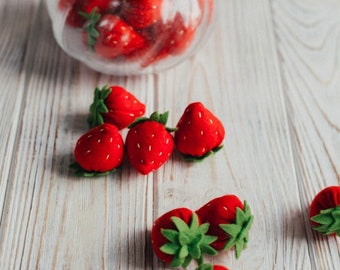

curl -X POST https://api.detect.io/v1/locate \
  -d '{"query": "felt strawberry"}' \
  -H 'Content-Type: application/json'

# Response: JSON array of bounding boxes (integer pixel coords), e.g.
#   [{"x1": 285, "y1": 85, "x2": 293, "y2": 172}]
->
[
  {"x1": 120, "y1": 0, "x2": 163, "y2": 29},
  {"x1": 309, "y1": 186, "x2": 340, "y2": 236},
  {"x1": 87, "y1": 85, "x2": 146, "y2": 130},
  {"x1": 174, "y1": 102, "x2": 225, "y2": 160},
  {"x1": 71, "y1": 123, "x2": 124, "y2": 176},
  {"x1": 195, "y1": 195, "x2": 254, "y2": 258},
  {"x1": 82, "y1": 12, "x2": 146, "y2": 58},
  {"x1": 197, "y1": 265, "x2": 229, "y2": 270},
  {"x1": 125, "y1": 112, "x2": 175, "y2": 175},
  {"x1": 151, "y1": 208, "x2": 218, "y2": 268}
]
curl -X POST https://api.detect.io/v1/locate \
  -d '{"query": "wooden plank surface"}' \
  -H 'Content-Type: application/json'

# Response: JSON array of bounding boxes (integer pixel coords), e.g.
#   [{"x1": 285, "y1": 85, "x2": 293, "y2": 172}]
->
[{"x1": 0, "y1": 0, "x2": 339, "y2": 269}]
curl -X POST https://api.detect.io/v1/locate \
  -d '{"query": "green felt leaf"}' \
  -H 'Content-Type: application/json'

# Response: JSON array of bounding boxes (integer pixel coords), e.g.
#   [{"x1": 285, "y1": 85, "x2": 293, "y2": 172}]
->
[
  {"x1": 79, "y1": 9, "x2": 101, "y2": 50},
  {"x1": 161, "y1": 229, "x2": 179, "y2": 243},
  {"x1": 219, "y1": 201, "x2": 254, "y2": 259},
  {"x1": 198, "y1": 223, "x2": 210, "y2": 235},
  {"x1": 197, "y1": 264, "x2": 213, "y2": 270},
  {"x1": 200, "y1": 244, "x2": 218, "y2": 256},
  {"x1": 171, "y1": 216, "x2": 190, "y2": 233},
  {"x1": 220, "y1": 224, "x2": 242, "y2": 237},
  {"x1": 182, "y1": 255, "x2": 193, "y2": 268},
  {"x1": 160, "y1": 243, "x2": 179, "y2": 255},
  {"x1": 170, "y1": 255, "x2": 185, "y2": 268},
  {"x1": 179, "y1": 245, "x2": 189, "y2": 259},
  {"x1": 312, "y1": 213, "x2": 334, "y2": 225},
  {"x1": 189, "y1": 244, "x2": 201, "y2": 259},
  {"x1": 87, "y1": 85, "x2": 112, "y2": 127},
  {"x1": 69, "y1": 162, "x2": 115, "y2": 177}
]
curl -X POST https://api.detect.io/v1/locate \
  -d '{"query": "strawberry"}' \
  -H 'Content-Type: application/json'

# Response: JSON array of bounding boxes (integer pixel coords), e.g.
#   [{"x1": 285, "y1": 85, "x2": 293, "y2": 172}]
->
[
  {"x1": 125, "y1": 112, "x2": 175, "y2": 175},
  {"x1": 309, "y1": 186, "x2": 340, "y2": 236},
  {"x1": 71, "y1": 123, "x2": 124, "y2": 176},
  {"x1": 151, "y1": 208, "x2": 218, "y2": 268},
  {"x1": 120, "y1": 0, "x2": 163, "y2": 29},
  {"x1": 87, "y1": 85, "x2": 146, "y2": 130},
  {"x1": 195, "y1": 195, "x2": 254, "y2": 258},
  {"x1": 174, "y1": 102, "x2": 225, "y2": 160},
  {"x1": 82, "y1": 12, "x2": 146, "y2": 58}
]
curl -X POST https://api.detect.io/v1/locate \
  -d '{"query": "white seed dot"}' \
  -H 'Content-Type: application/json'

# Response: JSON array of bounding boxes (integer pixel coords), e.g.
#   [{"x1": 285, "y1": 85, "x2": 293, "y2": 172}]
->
[
  {"x1": 166, "y1": 138, "x2": 170, "y2": 144},
  {"x1": 110, "y1": 138, "x2": 113, "y2": 143},
  {"x1": 223, "y1": 206, "x2": 229, "y2": 211},
  {"x1": 106, "y1": 154, "x2": 110, "y2": 160},
  {"x1": 98, "y1": 139, "x2": 101, "y2": 143},
  {"x1": 129, "y1": 113, "x2": 135, "y2": 117},
  {"x1": 100, "y1": 129, "x2": 105, "y2": 132},
  {"x1": 140, "y1": 160, "x2": 144, "y2": 164},
  {"x1": 198, "y1": 112, "x2": 202, "y2": 118},
  {"x1": 117, "y1": 144, "x2": 121, "y2": 149},
  {"x1": 137, "y1": 143, "x2": 141, "y2": 149},
  {"x1": 187, "y1": 121, "x2": 191, "y2": 125},
  {"x1": 200, "y1": 130, "x2": 204, "y2": 136},
  {"x1": 86, "y1": 150, "x2": 91, "y2": 154},
  {"x1": 183, "y1": 136, "x2": 186, "y2": 140},
  {"x1": 202, "y1": 148, "x2": 206, "y2": 153},
  {"x1": 151, "y1": 134, "x2": 155, "y2": 137},
  {"x1": 159, "y1": 152, "x2": 163, "y2": 156},
  {"x1": 148, "y1": 145, "x2": 152, "y2": 152},
  {"x1": 87, "y1": 134, "x2": 93, "y2": 138},
  {"x1": 209, "y1": 119, "x2": 214, "y2": 124},
  {"x1": 151, "y1": 160, "x2": 155, "y2": 164}
]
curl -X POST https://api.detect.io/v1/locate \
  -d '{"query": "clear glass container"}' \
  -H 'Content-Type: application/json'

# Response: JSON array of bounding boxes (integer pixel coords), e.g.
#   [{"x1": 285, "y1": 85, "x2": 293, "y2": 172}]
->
[{"x1": 46, "y1": 0, "x2": 215, "y2": 75}]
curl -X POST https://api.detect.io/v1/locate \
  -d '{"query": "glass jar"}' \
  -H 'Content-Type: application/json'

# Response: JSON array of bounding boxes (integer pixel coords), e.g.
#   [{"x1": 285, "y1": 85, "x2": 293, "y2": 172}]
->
[{"x1": 46, "y1": 0, "x2": 215, "y2": 75}]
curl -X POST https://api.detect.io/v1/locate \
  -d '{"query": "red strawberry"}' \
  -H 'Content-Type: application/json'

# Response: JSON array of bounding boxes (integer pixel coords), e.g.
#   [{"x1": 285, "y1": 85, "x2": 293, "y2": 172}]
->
[
  {"x1": 151, "y1": 208, "x2": 218, "y2": 268},
  {"x1": 120, "y1": 0, "x2": 163, "y2": 29},
  {"x1": 195, "y1": 195, "x2": 254, "y2": 258},
  {"x1": 125, "y1": 112, "x2": 175, "y2": 175},
  {"x1": 309, "y1": 186, "x2": 340, "y2": 236},
  {"x1": 87, "y1": 85, "x2": 146, "y2": 130},
  {"x1": 174, "y1": 102, "x2": 225, "y2": 160},
  {"x1": 82, "y1": 12, "x2": 146, "y2": 58},
  {"x1": 71, "y1": 123, "x2": 124, "y2": 176}
]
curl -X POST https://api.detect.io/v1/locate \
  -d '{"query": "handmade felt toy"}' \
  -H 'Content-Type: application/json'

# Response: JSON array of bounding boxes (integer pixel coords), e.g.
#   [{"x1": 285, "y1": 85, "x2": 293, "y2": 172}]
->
[
  {"x1": 125, "y1": 111, "x2": 175, "y2": 175},
  {"x1": 151, "y1": 208, "x2": 218, "y2": 268},
  {"x1": 195, "y1": 195, "x2": 254, "y2": 258},
  {"x1": 87, "y1": 85, "x2": 145, "y2": 130},
  {"x1": 174, "y1": 102, "x2": 225, "y2": 161},
  {"x1": 309, "y1": 186, "x2": 340, "y2": 236},
  {"x1": 71, "y1": 123, "x2": 124, "y2": 176}
]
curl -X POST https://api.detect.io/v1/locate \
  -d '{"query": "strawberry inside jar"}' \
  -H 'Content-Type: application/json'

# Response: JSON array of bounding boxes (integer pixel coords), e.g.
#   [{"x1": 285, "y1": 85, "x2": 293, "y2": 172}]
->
[{"x1": 48, "y1": 0, "x2": 215, "y2": 75}]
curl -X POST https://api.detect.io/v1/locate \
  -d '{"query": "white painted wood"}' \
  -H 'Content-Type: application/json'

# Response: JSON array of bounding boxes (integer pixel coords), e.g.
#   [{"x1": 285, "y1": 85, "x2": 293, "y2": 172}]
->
[{"x1": 0, "y1": 0, "x2": 339, "y2": 269}]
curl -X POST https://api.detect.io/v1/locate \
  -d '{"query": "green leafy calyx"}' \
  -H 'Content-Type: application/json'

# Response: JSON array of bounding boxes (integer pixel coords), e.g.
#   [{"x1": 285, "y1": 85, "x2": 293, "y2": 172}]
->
[
  {"x1": 311, "y1": 205, "x2": 340, "y2": 236},
  {"x1": 87, "y1": 85, "x2": 111, "y2": 128},
  {"x1": 160, "y1": 213, "x2": 218, "y2": 268},
  {"x1": 220, "y1": 201, "x2": 254, "y2": 259},
  {"x1": 79, "y1": 9, "x2": 101, "y2": 49},
  {"x1": 69, "y1": 162, "x2": 116, "y2": 177},
  {"x1": 183, "y1": 145, "x2": 224, "y2": 162},
  {"x1": 128, "y1": 111, "x2": 177, "y2": 132}
]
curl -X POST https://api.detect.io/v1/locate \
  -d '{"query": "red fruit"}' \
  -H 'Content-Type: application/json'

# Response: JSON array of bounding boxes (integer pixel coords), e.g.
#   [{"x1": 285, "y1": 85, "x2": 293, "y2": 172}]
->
[
  {"x1": 73, "y1": 123, "x2": 124, "y2": 176},
  {"x1": 151, "y1": 208, "x2": 218, "y2": 268},
  {"x1": 83, "y1": 13, "x2": 146, "y2": 58},
  {"x1": 121, "y1": 0, "x2": 163, "y2": 29},
  {"x1": 213, "y1": 266, "x2": 229, "y2": 270},
  {"x1": 309, "y1": 186, "x2": 340, "y2": 236},
  {"x1": 125, "y1": 112, "x2": 175, "y2": 175},
  {"x1": 87, "y1": 85, "x2": 146, "y2": 130},
  {"x1": 195, "y1": 195, "x2": 254, "y2": 258},
  {"x1": 174, "y1": 102, "x2": 225, "y2": 160}
]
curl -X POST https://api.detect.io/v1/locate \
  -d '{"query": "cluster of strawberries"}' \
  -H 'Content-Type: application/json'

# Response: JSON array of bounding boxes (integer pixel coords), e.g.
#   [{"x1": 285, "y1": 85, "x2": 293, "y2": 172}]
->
[
  {"x1": 71, "y1": 85, "x2": 225, "y2": 176},
  {"x1": 151, "y1": 195, "x2": 254, "y2": 269},
  {"x1": 58, "y1": 0, "x2": 210, "y2": 66},
  {"x1": 149, "y1": 186, "x2": 340, "y2": 269}
]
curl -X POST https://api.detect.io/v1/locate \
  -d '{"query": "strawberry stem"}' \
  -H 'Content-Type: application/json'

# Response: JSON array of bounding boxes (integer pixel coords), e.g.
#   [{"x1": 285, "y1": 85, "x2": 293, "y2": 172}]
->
[
  {"x1": 219, "y1": 201, "x2": 254, "y2": 258},
  {"x1": 87, "y1": 85, "x2": 111, "y2": 127},
  {"x1": 160, "y1": 213, "x2": 218, "y2": 268},
  {"x1": 69, "y1": 162, "x2": 117, "y2": 177},
  {"x1": 128, "y1": 111, "x2": 177, "y2": 132},
  {"x1": 311, "y1": 205, "x2": 340, "y2": 236},
  {"x1": 79, "y1": 9, "x2": 101, "y2": 50}
]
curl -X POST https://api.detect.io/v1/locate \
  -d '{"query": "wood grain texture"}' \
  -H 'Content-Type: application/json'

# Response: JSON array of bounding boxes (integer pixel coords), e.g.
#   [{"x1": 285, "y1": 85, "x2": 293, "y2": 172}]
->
[{"x1": 0, "y1": 0, "x2": 339, "y2": 269}]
